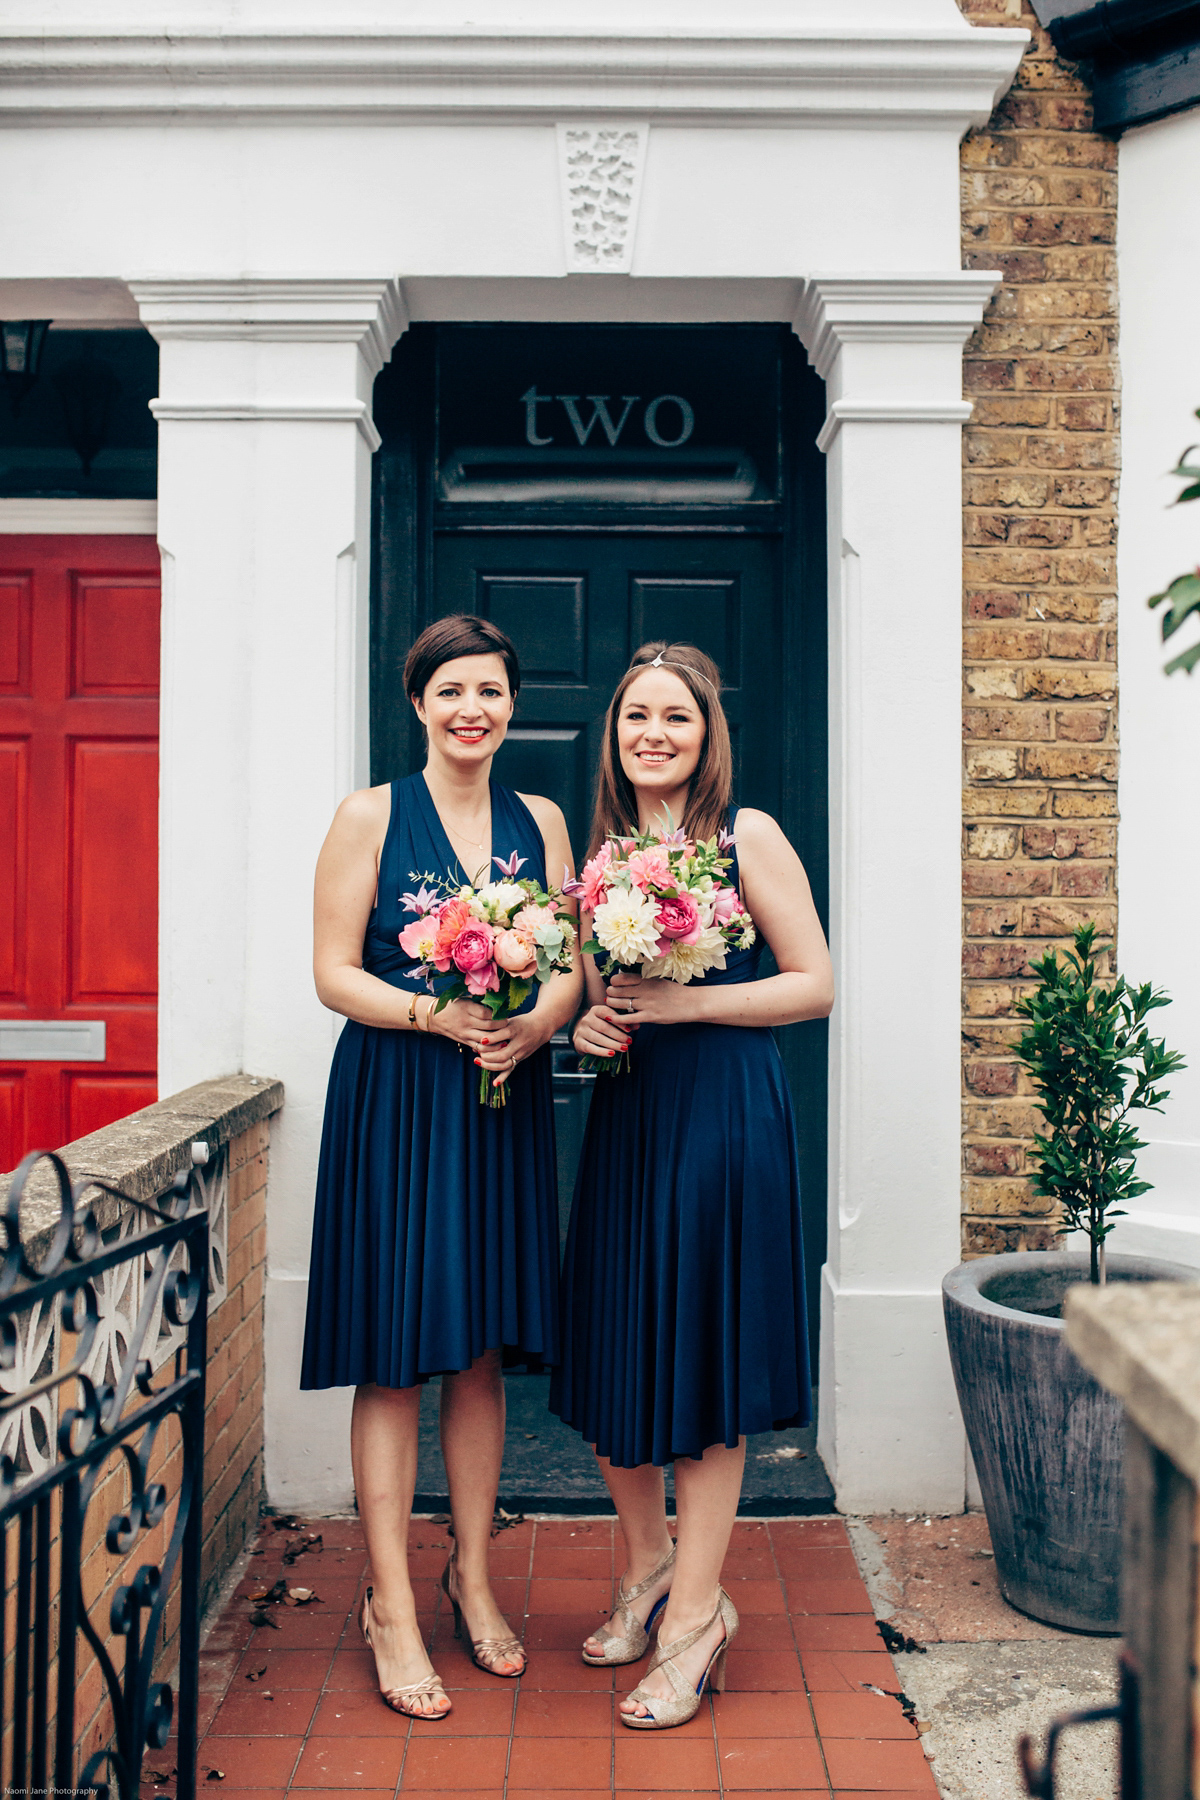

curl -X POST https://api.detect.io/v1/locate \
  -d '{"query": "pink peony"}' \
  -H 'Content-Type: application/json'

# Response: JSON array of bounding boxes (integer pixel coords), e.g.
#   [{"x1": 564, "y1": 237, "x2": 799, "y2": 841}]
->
[
  {"x1": 494, "y1": 928, "x2": 538, "y2": 978},
  {"x1": 451, "y1": 921, "x2": 496, "y2": 976},
  {"x1": 513, "y1": 903, "x2": 558, "y2": 940},
  {"x1": 712, "y1": 886, "x2": 740, "y2": 925},
  {"x1": 626, "y1": 848, "x2": 672, "y2": 892},
  {"x1": 464, "y1": 960, "x2": 500, "y2": 996},
  {"x1": 655, "y1": 893, "x2": 702, "y2": 945}
]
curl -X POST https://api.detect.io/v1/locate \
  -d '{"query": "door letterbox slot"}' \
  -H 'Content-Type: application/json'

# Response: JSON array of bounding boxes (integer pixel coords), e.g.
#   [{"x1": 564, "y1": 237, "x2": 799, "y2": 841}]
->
[{"x1": 0, "y1": 1020, "x2": 107, "y2": 1062}]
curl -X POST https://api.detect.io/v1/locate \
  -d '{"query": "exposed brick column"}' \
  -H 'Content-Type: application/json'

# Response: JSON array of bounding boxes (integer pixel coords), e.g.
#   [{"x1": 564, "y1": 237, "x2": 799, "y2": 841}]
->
[{"x1": 957, "y1": 0, "x2": 1118, "y2": 1256}]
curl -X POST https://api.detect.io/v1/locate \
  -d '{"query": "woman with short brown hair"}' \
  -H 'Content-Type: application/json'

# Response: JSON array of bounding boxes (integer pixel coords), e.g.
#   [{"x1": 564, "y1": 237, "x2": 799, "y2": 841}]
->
[{"x1": 302, "y1": 613, "x2": 581, "y2": 1720}]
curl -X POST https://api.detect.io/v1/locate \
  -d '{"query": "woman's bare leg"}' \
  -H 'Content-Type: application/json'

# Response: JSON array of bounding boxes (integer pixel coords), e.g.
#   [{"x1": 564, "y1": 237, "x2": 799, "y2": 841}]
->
[
  {"x1": 440, "y1": 1348, "x2": 523, "y2": 1672},
  {"x1": 619, "y1": 1438, "x2": 745, "y2": 1718},
  {"x1": 582, "y1": 1457, "x2": 675, "y2": 1659},
  {"x1": 352, "y1": 1383, "x2": 451, "y2": 1716}
]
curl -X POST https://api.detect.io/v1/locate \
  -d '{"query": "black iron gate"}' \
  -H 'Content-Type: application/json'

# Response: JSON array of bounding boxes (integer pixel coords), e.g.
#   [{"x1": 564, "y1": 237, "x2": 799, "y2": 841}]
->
[{"x1": 1, "y1": 1149, "x2": 208, "y2": 1800}]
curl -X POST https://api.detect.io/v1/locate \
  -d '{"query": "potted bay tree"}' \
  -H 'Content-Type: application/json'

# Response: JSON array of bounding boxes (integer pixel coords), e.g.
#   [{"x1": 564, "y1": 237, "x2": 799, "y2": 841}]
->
[{"x1": 943, "y1": 923, "x2": 1194, "y2": 1633}]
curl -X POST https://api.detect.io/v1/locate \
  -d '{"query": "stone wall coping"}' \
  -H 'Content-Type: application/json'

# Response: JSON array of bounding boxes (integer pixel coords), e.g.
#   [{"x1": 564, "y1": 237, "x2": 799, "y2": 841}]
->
[
  {"x1": 1065, "y1": 1283, "x2": 1200, "y2": 1487},
  {"x1": 1, "y1": 1074, "x2": 284, "y2": 1260}
]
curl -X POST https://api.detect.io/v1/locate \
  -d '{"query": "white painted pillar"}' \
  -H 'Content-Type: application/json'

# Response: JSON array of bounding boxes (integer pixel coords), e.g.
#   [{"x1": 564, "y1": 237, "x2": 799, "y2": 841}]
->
[
  {"x1": 133, "y1": 278, "x2": 407, "y2": 1508},
  {"x1": 795, "y1": 275, "x2": 1000, "y2": 1515}
]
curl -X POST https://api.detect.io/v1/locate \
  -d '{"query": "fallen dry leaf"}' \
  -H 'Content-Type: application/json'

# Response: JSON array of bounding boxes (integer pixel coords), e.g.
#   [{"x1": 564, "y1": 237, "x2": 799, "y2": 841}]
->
[
  {"x1": 249, "y1": 1609, "x2": 280, "y2": 1630},
  {"x1": 288, "y1": 1586, "x2": 317, "y2": 1603},
  {"x1": 205, "y1": 1772, "x2": 225, "y2": 1783},
  {"x1": 244, "y1": 1666, "x2": 268, "y2": 1682}
]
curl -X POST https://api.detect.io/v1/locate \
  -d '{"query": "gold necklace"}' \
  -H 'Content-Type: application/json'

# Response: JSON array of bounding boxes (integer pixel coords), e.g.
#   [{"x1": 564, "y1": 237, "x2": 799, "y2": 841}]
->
[{"x1": 443, "y1": 814, "x2": 490, "y2": 851}]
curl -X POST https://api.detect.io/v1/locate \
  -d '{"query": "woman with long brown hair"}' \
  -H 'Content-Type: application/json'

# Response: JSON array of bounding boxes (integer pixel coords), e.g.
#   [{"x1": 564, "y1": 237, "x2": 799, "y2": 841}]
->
[{"x1": 550, "y1": 640, "x2": 833, "y2": 1730}]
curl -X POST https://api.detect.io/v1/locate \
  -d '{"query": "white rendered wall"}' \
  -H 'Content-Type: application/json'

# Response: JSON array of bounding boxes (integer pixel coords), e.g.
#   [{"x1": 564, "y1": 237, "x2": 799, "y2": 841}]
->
[
  {"x1": 0, "y1": 1, "x2": 1025, "y2": 1510},
  {"x1": 1109, "y1": 111, "x2": 1200, "y2": 1269}
]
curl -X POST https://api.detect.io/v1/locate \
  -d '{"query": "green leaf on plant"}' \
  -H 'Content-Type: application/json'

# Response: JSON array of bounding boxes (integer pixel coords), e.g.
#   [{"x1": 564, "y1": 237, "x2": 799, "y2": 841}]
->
[{"x1": 1014, "y1": 923, "x2": 1185, "y2": 1281}]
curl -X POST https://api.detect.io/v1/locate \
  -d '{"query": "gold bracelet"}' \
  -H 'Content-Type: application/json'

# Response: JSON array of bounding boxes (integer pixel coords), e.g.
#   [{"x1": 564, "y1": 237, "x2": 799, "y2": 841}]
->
[
  {"x1": 408, "y1": 991, "x2": 419, "y2": 1029},
  {"x1": 421, "y1": 996, "x2": 435, "y2": 1033}
]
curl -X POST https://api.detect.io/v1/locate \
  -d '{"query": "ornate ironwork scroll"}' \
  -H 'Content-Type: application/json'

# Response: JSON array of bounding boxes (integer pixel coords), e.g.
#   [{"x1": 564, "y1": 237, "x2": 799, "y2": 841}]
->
[{"x1": 1, "y1": 1149, "x2": 209, "y2": 1800}]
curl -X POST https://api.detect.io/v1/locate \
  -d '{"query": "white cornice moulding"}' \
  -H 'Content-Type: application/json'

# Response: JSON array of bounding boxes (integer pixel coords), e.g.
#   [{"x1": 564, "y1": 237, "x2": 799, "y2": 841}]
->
[
  {"x1": 816, "y1": 398, "x2": 974, "y2": 453},
  {"x1": 0, "y1": 497, "x2": 158, "y2": 534},
  {"x1": 149, "y1": 399, "x2": 383, "y2": 453},
  {"x1": 129, "y1": 278, "x2": 409, "y2": 379},
  {"x1": 0, "y1": 29, "x2": 1028, "y2": 128},
  {"x1": 794, "y1": 272, "x2": 1002, "y2": 379}
]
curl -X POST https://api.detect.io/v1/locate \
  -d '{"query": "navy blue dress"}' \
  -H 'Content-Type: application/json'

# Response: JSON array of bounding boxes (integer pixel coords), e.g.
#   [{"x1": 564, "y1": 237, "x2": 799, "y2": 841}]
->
[
  {"x1": 549, "y1": 821, "x2": 811, "y2": 1468},
  {"x1": 300, "y1": 773, "x2": 560, "y2": 1389}
]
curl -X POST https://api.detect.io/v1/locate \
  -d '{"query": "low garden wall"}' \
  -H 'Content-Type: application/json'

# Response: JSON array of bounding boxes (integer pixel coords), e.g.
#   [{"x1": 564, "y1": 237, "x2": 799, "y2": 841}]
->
[{"x1": 0, "y1": 1072, "x2": 283, "y2": 1776}]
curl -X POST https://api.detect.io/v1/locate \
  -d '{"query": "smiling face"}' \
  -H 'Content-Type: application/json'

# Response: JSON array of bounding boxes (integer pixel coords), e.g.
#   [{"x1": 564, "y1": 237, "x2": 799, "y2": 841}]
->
[
  {"x1": 414, "y1": 652, "x2": 514, "y2": 767},
  {"x1": 616, "y1": 667, "x2": 707, "y2": 807}
]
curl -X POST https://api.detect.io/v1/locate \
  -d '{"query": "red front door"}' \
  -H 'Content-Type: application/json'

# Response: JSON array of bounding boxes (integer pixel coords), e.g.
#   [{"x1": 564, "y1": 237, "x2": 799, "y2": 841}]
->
[{"x1": 0, "y1": 535, "x2": 160, "y2": 1170}]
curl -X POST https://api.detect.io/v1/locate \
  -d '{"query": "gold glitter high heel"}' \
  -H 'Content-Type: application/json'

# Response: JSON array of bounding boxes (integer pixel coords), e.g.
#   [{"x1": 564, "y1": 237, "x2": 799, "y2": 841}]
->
[
  {"x1": 620, "y1": 1587, "x2": 738, "y2": 1730},
  {"x1": 582, "y1": 1541, "x2": 676, "y2": 1666}
]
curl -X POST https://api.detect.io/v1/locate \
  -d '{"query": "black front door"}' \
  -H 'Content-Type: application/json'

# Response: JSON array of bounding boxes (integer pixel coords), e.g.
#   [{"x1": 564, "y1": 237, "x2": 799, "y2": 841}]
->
[
  {"x1": 434, "y1": 533, "x2": 781, "y2": 850},
  {"x1": 371, "y1": 323, "x2": 827, "y2": 1349}
]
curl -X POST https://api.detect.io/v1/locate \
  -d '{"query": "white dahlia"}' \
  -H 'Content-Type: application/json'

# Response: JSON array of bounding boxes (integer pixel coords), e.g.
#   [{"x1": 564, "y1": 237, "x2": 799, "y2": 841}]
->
[
  {"x1": 591, "y1": 886, "x2": 663, "y2": 965},
  {"x1": 477, "y1": 880, "x2": 528, "y2": 920},
  {"x1": 643, "y1": 923, "x2": 728, "y2": 985}
]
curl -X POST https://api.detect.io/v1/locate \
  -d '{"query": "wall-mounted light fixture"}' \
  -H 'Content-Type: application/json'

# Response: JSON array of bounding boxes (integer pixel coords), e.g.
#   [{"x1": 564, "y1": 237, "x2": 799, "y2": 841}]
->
[{"x1": 1, "y1": 320, "x2": 51, "y2": 412}]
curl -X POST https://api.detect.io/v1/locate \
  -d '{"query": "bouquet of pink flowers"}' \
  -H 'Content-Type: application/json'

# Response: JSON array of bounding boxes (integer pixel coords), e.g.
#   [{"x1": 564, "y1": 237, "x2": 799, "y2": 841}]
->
[
  {"x1": 571, "y1": 819, "x2": 756, "y2": 1075},
  {"x1": 399, "y1": 852, "x2": 577, "y2": 1107}
]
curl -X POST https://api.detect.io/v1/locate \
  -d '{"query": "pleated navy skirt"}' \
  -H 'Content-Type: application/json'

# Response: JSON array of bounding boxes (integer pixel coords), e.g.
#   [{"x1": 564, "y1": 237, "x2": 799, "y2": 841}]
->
[
  {"x1": 300, "y1": 774, "x2": 561, "y2": 1389},
  {"x1": 549, "y1": 837, "x2": 811, "y2": 1468}
]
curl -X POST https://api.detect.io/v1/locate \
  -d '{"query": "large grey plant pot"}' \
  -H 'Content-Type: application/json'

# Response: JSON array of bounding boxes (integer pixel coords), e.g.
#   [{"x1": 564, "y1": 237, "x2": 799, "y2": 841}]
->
[{"x1": 943, "y1": 1250, "x2": 1195, "y2": 1634}]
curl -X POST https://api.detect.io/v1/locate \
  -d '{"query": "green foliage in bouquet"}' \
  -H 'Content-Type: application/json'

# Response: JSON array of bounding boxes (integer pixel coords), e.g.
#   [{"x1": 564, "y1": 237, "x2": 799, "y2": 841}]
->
[{"x1": 1014, "y1": 922, "x2": 1184, "y2": 1284}]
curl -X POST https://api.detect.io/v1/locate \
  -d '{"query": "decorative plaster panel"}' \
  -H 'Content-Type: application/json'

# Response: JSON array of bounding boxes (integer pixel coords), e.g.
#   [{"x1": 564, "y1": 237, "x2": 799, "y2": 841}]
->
[{"x1": 557, "y1": 124, "x2": 647, "y2": 274}]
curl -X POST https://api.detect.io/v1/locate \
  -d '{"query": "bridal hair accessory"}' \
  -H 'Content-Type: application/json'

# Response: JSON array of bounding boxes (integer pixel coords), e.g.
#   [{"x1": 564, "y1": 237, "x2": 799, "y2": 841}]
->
[{"x1": 630, "y1": 650, "x2": 719, "y2": 692}]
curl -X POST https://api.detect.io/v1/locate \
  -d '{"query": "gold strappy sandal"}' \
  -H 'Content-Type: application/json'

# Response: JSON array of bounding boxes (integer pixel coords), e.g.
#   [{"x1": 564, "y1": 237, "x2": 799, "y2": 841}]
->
[
  {"x1": 441, "y1": 1549, "x2": 526, "y2": 1678},
  {"x1": 620, "y1": 1586, "x2": 739, "y2": 1730},
  {"x1": 581, "y1": 1540, "x2": 676, "y2": 1666},
  {"x1": 361, "y1": 1586, "x2": 452, "y2": 1720}
]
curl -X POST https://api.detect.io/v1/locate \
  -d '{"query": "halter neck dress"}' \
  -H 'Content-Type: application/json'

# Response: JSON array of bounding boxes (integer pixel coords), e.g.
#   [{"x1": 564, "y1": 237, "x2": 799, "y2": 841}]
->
[
  {"x1": 549, "y1": 815, "x2": 811, "y2": 1467},
  {"x1": 300, "y1": 773, "x2": 560, "y2": 1390}
]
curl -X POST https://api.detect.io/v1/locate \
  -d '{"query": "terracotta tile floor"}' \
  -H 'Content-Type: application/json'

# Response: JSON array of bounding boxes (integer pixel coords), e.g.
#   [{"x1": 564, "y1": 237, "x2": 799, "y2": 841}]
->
[{"x1": 192, "y1": 1516, "x2": 940, "y2": 1798}]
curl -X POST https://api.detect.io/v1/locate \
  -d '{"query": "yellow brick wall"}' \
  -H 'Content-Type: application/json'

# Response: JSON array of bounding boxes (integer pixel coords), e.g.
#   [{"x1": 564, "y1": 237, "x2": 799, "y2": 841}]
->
[{"x1": 957, "y1": 0, "x2": 1119, "y2": 1255}]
